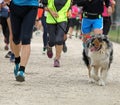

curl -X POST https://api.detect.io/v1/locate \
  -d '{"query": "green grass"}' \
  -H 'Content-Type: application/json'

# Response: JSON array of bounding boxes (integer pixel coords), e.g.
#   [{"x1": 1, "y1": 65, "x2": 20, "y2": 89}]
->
[{"x1": 109, "y1": 28, "x2": 120, "y2": 43}]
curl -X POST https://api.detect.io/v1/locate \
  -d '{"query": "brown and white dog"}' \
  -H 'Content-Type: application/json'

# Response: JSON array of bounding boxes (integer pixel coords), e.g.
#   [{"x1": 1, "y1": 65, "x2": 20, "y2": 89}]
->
[{"x1": 82, "y1": 34, "x2": 113, "y2": 86}]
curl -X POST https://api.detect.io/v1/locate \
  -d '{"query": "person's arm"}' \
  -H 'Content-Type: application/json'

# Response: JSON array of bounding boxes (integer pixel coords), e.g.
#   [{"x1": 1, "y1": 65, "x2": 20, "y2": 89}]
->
[
  {"x1": 4, "y1": 0, "x2": 10, "y2": 4},
  {"x1": 107, "y1": 0, "x2": 116, "y2": 15},
  {"x1": 42, "y1": 0, "x2": 59, "y2": 18},
  {"x1": 4, "y1": 0, "x2": 10, "y2": 2},
  {"x1": 104, "y1": 0, "x2": 113, "y2": 15},
  {"x1": 67, "y1": 9, "x2": 72, "y2": 18},
  {"x1": 111, "y1": 0, "x2": 116, "y2": 13},
  {"x1": 104, "y1": 0, "x2": 110, "y2": 7}
]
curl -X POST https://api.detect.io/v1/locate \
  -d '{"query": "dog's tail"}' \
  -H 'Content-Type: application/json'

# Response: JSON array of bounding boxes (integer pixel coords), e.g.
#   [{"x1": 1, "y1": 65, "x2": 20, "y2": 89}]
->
[{"x1": 82, "y1": 49, "x2": 90, "y2": 67}]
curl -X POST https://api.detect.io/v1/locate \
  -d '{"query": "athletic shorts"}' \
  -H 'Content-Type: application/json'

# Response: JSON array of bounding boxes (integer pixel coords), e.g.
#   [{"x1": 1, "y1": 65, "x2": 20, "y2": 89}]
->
[
  {"x1": 81, "y1": 17, "x2": 103, "y2": 34},
  {"x1": 47, "y1": 22, "x2": 67, "y2": 46},
  {"x1": 10, "y1": 2, "x2": 38, "y2": 44}
]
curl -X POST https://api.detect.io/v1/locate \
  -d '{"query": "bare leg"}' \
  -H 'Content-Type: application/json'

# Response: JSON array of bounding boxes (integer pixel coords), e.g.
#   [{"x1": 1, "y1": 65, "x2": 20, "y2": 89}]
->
[
  {"x1": 20, "y1": 45, "x2": 31, "y2": 67},
  {"x1": 12, "y1": 42, "x2": 21, "y2": 58},
  {"x1": 68, "y1": 27, "x2": 73, "y2": 38},
  {"x1": 93, "y1": 29, "x2": 103, "y2": 35},
  {"x1": 7, "y1": 17, "x2": 13, "y2": 51},
  {"x1": 55, "y1": 45, "x2": 63, "y2": 60}
]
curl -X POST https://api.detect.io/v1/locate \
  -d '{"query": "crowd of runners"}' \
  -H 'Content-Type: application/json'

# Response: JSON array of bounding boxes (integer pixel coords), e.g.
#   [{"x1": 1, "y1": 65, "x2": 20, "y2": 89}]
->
[{"x1": 0, "y1": 0, "x2": 115, "y2": 82}]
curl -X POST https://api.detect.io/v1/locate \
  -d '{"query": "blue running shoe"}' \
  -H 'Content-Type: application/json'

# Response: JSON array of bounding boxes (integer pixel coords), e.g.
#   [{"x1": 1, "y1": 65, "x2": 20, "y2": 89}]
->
[
  {"x1": 10, "y1": 53, "x2": 15, "y2": 62},
  {"x1": 16, "y1": 71, "x2": 25, "y2": 82},
  {"x1": 14, "y1": 63, "x2": 19, "y2": 77}
]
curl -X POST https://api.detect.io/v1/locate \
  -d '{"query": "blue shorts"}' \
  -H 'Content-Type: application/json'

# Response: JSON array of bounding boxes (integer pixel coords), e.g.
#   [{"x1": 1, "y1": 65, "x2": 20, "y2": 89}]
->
[{"x1": 81, "y1": 17, "x2": 103, "y2": 34}]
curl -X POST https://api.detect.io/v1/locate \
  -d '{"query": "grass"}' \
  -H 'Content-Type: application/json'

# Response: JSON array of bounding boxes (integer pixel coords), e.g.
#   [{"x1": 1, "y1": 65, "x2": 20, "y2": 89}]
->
[{"x1": 109, "y1": 27, "x2": 120, "y2": 43}]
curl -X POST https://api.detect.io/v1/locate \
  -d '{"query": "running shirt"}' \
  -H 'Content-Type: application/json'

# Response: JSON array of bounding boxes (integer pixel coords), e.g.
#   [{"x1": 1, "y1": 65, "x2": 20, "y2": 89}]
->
[
  {"x1": 12, "y1": 0, "x2": 39, "y2": 6},
  {"x1": 73, "y1": 0, "x2": 110, "y2": 14},
  {"x1": 71, "y1": 5, "x2": 79, "y2": 18}
]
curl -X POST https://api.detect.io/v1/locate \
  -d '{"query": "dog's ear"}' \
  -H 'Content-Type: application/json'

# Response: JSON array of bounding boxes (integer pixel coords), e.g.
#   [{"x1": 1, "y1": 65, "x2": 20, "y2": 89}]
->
[
  {"x1": 102, "y1": 35, "x2": 112, "y2": 48},
  {"x1": 101, "y1": 34, "x2": 107, "y2": 39}
]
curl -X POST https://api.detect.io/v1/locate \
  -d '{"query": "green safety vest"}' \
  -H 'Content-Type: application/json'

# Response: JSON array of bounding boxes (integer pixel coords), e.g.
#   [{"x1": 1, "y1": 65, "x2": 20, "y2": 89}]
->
[{"x1": 46, "y1": 0, "x2": 71, "y2": 24}]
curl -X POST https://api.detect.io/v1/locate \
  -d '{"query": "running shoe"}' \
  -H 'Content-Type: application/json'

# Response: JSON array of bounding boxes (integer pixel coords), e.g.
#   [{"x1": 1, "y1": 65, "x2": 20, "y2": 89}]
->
[
  {"x1": 14, "y1": 63, "x2": 19, "y2": 77},
  {"x1": 54, "y1": 59, "x2": 60, "y2": 67},
  {"x1": 4, "y1": 45, "x2": 9, "y2": 50},
  {"x1": 10, "y1": 53, "x2": 15, "y2": 62},
  {"x1": 63, "y1": 43, "x2": 67, "y2": 53},
  {"x1": 5, "y1": 51, "x2": 12, "y2": 58},
  {"x1": 47, "y1": 46, "x2": 53, "y2": 58},
  {"x1": 16, "y1": 71, "x2": 25, "y2": 82},
  {"x1": 42, "y1": 47, "x2": 46, "y2": 54}
]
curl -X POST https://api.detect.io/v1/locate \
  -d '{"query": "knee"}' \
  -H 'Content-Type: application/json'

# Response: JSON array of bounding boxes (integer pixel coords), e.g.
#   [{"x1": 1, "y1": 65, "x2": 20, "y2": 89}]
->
[{"x1": 13, "y1": 38, "x2": 20, "y2": 45}]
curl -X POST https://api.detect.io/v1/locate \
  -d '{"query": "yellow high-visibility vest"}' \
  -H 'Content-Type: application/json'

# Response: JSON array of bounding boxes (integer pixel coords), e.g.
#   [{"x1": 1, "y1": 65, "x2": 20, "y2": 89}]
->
[{"x1": 46, "y1": 0, "x2": 71, "y2": 24}]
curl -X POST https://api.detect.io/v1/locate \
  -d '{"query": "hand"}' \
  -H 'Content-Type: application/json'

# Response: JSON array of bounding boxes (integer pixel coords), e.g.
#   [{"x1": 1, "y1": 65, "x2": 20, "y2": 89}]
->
[
  {"x1": 47, "y1": 8, "x2": 59, "y2": 18},
  {"x1": 111, "y1": 0, "x2": 116, "y2": 13},
  {"x1": 67, "y1": 9, "x2": 72, "y2": 18},
  {"x1": 111, "y1": 0, "x2": 116, "y2": 5},
  {"x1": 4, "y1": 0, "x2": 11, "y2": 5},
  {"x1": 51, "y1": 10, "x2": 59, "y2": 18},
  {"x1": 4, "y1": 0, "x2": 10, "y2": 2}
]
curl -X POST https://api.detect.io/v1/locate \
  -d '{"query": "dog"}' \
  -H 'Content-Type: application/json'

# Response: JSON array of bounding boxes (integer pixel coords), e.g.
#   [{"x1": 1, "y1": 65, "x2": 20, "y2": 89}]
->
[{"x1": 82, "y1": 34, "x2": 113, "y2": 86}]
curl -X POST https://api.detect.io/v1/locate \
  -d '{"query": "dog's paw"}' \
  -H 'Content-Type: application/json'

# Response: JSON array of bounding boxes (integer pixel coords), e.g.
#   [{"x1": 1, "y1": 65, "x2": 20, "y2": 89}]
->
[
  {"x1": 88, "y1": 78, "x2": 95, "y2": 83},
  {"x1": 98, "y1": 79, "x2": 105, "y2": 86}
]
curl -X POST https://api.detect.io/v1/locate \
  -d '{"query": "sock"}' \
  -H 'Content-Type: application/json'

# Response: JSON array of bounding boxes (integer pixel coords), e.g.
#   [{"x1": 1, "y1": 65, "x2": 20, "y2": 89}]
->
[{"x1": 15, "y1": 56, "x2": 20, "y2": 64}]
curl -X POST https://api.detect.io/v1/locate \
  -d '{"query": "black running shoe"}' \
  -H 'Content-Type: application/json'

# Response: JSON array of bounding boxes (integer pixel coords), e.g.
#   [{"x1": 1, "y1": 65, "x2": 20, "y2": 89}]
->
[
  {"x1": 63, "y1": 43, "x2": 67, "y2": 53},
  {"x1": 5, "y1": 51, "x2": 12, "y2": 58}
]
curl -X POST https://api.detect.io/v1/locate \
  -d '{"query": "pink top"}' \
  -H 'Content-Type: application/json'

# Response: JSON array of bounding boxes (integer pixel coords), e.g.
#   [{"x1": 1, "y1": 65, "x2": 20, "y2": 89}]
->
[
  {"x1": 102, "y1": 5, "x2": 109, "y2": 17},
  {"x1": 71, "y1": 5, "x2": 79, "y2": 18},
  {"x1": 102, "y1": 0, "x2": 115, "y2": 17}
]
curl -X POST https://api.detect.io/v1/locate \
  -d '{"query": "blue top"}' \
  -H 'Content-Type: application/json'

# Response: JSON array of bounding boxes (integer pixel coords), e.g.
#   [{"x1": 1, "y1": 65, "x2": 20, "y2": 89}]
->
[{"x1": 12, "y1": 0, "x2": 39, "y2": 6}]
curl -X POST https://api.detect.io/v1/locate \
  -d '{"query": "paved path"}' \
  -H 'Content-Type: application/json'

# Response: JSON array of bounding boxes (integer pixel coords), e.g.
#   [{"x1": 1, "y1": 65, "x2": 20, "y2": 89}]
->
[{"x1": 0, "y1": 31, "x2": 120, "y2": 105}]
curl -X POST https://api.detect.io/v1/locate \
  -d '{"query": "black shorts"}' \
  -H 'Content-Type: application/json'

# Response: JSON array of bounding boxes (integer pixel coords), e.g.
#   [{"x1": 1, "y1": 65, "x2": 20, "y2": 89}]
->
[
  {"x1": 69, "y1": 18, "x2": 80, "y2": 28},
  {"x1": 47, "y1": 22, "x2": 67, "y2": 46}
]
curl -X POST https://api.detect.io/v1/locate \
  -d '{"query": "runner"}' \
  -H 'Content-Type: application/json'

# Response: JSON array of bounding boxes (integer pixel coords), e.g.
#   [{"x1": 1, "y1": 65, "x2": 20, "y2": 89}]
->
[
  {"x1": 9, "y1": 0, "x2": 39, "y2": 82},
  {"x1": 42, "y1": 0, "x2": 71, "y2": 67},
  {"x1": 73, "y1": 0, "x2": 112, "y2": 47}
]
